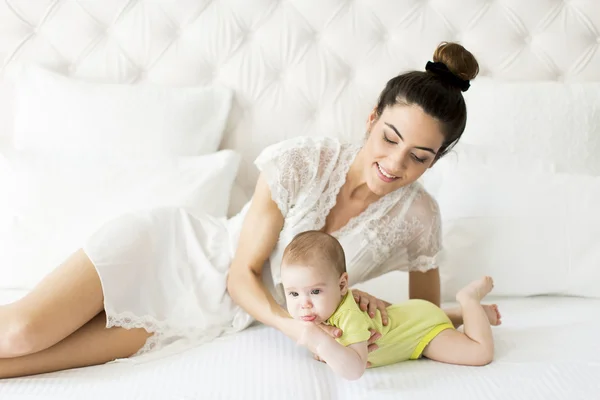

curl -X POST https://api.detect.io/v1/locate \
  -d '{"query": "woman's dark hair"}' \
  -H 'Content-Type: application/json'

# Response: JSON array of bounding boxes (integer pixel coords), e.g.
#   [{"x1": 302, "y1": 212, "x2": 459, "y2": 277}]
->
[{"x1": 375, "y1": 42, "x2": 479, "y2": 160}]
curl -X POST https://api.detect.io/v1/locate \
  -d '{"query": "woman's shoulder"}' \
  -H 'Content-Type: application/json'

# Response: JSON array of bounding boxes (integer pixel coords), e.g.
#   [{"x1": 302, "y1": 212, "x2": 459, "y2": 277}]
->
[
  {"x1": 404, "y1": 182, "x2": 441, "y2": 221},
  {"x1": 259, "y1": 135, "x2": 342, "y2": 156},
  {"x1": 255, "y1": 135, "x2": 344, "y2": 171}
]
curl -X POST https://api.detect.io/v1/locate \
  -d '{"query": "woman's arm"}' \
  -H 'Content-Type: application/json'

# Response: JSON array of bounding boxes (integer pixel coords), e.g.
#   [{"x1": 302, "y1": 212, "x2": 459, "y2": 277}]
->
[
  {"x1": 409, "y1": 267, "x2": 465, "y2": 327},
  {"x1": 226, "y1": 173, "x2": 302, "y2": 341},
  {"x1": 299, "y1": 323, "x2": 368, "y2": 381},
  {"x1": 408, "y1": 267, "x2": 441, "y2": 306},
  {"x1": 351, "y1": 268, "x2": 441, "y2": 317}
]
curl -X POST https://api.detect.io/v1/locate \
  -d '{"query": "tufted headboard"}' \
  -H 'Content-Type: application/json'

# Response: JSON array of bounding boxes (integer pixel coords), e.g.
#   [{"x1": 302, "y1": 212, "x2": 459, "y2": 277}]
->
[{"x1": 1, "y1": 0, "x2": 599, "y2": 203}]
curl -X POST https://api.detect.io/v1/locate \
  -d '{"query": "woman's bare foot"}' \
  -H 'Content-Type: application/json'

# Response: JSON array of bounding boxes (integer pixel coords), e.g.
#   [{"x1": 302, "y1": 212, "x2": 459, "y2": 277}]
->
[
  {"x1": 482, "y1": 304, "x2": 502, "y2": 326},
  {"x1": 456, "y1": 276, "x2": 494, "y2": 304}
]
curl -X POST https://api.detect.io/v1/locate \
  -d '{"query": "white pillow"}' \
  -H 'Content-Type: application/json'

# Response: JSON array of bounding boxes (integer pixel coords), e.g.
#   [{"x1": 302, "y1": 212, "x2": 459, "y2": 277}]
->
[
  {"x1": 427, "y1": 79, "x2": 600, "y2": 300},
  {"x1": 435, "y1": 158, "x2": 600, "y2": 300},
  {"x1": 0, "y1": 150, "x2": 240, "y2": 289},
  {"x1": 10, "y1": 63, "x2": 232, "y2": 157},
  {"x1": 462, "y1": 79, "x2": 600, "y2": 175},
  {"x1": 420, "y1": 142, "x2": 555, "y2": 199}
]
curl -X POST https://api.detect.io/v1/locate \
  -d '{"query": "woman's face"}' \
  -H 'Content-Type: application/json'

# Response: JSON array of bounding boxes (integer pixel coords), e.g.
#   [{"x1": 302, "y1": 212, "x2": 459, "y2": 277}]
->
[{"x1": 361, "y1": 103, "x2": 445, "y2": 197}]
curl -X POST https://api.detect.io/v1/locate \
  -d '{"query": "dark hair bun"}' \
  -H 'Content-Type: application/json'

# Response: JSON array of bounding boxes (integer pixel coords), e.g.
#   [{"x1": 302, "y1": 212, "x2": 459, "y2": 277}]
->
[{"x1": 433, "y1": 42, "x2": 479, "y2": 81}]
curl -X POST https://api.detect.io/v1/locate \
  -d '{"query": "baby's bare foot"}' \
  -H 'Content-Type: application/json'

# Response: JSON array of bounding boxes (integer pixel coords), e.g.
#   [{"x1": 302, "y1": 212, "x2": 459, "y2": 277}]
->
[
  {"x1": 482, "y1": 304, "x2": 502, "y2": 326},
  {"x1": 456, "y1": 276, "x2": 494, "y2": 304}
]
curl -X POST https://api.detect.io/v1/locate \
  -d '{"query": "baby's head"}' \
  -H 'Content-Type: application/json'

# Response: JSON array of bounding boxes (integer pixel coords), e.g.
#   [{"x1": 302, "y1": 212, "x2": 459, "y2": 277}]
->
[{"x1": 281, "y1": 230, "x2": 348, "y2": 324}]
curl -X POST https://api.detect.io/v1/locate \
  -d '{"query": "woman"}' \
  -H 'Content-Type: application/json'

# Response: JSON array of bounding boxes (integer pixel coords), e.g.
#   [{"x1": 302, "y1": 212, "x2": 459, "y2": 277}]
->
[{"x1": 0, "y1": 42, "x2": 500, "y2": 378}]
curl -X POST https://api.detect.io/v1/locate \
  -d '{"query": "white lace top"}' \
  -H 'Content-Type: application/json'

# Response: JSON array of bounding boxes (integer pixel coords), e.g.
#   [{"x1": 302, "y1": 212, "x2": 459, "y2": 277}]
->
[
  {"x1": 231, "y1": 136, "x2": 442, "y2": 305},
  {"x1": 85, "y1": 134, "x2": 443, "y2": 360}
]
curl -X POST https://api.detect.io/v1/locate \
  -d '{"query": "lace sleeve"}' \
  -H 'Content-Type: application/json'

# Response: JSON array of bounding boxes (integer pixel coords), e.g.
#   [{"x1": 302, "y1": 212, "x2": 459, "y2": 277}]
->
[
  {"x1": 254, "y1": 136, "x2": 339, "y2": 217},
  {"x1": 405, "y1": 188, "x2": 442, "y2": 272}
]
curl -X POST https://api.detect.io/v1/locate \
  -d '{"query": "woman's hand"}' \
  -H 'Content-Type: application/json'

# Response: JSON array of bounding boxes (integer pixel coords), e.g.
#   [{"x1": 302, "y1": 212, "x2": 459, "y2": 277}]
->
[
  {"x1": 312, "y1": 325, "x2": 381, "y2": 367},
  {"x1": 352, "y1": 289, "x2": 390, "y2": 326}
]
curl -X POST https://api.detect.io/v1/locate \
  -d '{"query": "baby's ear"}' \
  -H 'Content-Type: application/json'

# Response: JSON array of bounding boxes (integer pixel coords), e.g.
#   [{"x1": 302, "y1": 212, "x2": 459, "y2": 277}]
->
[{"x1": 339, "y1": 272, "x2": 349, "y2": 295}]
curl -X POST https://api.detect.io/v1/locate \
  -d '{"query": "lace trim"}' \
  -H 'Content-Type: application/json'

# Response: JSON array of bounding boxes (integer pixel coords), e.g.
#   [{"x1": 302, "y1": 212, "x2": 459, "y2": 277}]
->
[
  {"x1": 106, "y1": 309, "x2": 243, "y2": 358},
  {"x1": 338, "y1": 184, "x2": 414, "y2": 240},
  {"x1": 270, "y1": 180, "x2": 290, "y2": 217},
  {"x1": 134, "y1": 333, "x2": 162, "y2": 356},
  {"x1": 356, "y1": 183, "x2": 441, "y2": 270},
  {"x1": 366, "y1": 212, "x2": 422, "y2": 265},
  {"x1": 106, "y1": 311, "x2": 173, "y2": 356},
  {"x1": 258, "y1": 161, "x2": 291, "y2": 217},
  {"x1": 254, "y1": 136, "x2": 340, "y2": 218},
  {"x1": 316, "y1": 144, "x2": 419, "y2": 239},
  {"x1": 313, "y1": 143, "x2": 358, "y2": 231},
  {"x1": 409, "y1": 255, "x2": 439, "y2": 272},
  {"x1": 405, "y1": 187, "x2": 442, "y2": 262}
]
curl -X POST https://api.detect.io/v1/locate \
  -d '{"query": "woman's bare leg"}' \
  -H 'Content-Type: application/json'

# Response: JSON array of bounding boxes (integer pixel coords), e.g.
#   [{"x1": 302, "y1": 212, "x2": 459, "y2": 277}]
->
[
  {"x1": 0, "y1": 312, "x2": 151, "y2": 379},
  {"x1": 0, "y1": 249, "x2": 104, "y2": 357}
]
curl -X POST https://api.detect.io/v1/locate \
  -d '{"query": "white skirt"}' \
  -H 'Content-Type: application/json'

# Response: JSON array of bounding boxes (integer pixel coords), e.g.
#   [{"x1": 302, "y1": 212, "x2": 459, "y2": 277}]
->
[{"x1": 83, "y1": 207, "x2": 253, "y2": 362}]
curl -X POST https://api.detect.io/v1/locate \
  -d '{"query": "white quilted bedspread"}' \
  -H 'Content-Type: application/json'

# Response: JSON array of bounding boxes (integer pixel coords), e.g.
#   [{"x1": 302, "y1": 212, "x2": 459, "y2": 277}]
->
[{"x1": 1, "y1": 291, "x2": 598, "y2": 400}]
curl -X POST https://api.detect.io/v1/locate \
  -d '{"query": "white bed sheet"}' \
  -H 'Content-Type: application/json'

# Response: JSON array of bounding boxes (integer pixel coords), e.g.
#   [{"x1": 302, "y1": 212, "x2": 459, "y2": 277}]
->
[{"x1": 1, "y1": 290, "x2": 598, "y2": 400}]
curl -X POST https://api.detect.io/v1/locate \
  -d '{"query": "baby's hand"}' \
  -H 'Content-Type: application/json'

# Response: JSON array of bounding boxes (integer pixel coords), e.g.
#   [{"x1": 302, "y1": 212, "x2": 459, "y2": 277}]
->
[
  {"x1": 311, "y1": 324, "x2": 342, "y2": 363},
  {"x1": 313, "y1": 327, "x2": 380, "y2": 367},
  {"x1": 296, "y1": 321, "x2": 324, "y2": 350}
]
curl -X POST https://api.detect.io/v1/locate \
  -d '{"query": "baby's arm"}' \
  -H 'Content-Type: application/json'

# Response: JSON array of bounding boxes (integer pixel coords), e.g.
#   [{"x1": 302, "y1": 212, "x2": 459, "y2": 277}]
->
[{"x1": 299, "y1": 323, "x2": 368, "y2": 380}]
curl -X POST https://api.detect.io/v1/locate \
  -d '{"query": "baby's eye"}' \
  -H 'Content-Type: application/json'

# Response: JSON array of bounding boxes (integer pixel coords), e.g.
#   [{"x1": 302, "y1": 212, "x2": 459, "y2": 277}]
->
[
  {"x1": 289, "y1": 291, "x2": 298, "y2": 297},
  {"x1": 311, "y1": 289, "x2": 321, "y2": 295}
]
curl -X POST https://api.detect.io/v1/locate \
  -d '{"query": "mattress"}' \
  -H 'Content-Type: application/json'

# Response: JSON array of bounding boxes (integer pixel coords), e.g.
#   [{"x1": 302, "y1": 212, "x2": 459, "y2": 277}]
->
[{"x1": 1, "y1": 290, "x2": 598, "y2": 400}]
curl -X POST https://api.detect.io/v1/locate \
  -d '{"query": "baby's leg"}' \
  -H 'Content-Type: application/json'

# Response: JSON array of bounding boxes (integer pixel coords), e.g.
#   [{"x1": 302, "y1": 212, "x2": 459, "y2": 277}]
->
[
  {"x1": 423, "y1": 277, "x2": 495, "y2": 366},
  {"x1": 444, "y1": 304, "x2": 502, "y2": 327}
]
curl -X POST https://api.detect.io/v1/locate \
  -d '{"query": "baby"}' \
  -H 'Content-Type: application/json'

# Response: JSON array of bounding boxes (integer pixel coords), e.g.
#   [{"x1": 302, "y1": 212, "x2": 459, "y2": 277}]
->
[{"x1": 281, "y1": 230, "x2": 497, "y2": 380}]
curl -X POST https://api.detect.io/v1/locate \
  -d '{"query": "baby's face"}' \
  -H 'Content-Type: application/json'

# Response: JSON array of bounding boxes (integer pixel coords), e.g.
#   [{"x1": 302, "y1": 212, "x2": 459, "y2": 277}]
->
[{"x1": 281, "y1": 264, "x2": 346, "y2": 324}]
